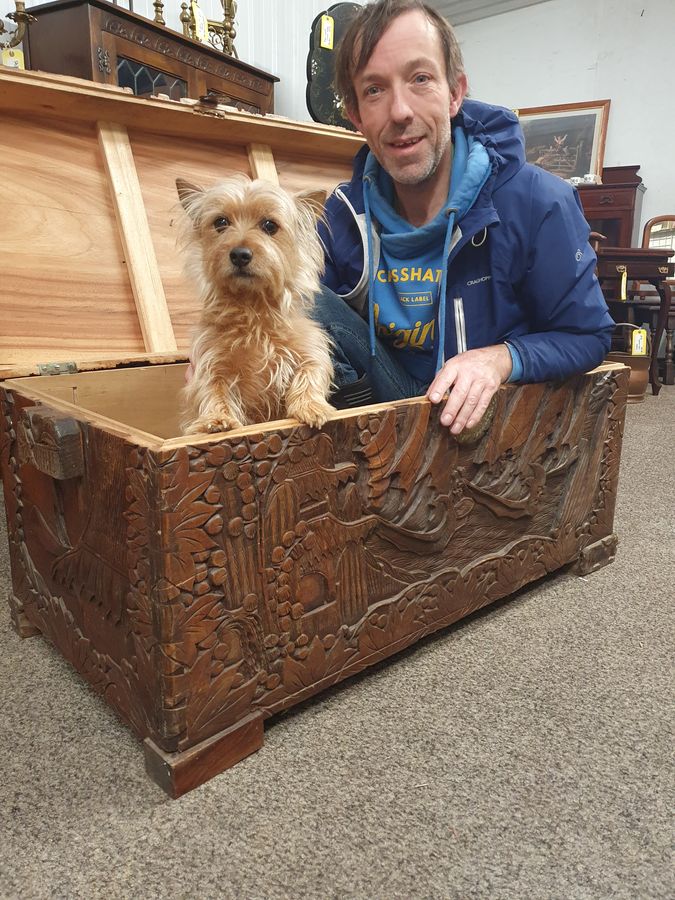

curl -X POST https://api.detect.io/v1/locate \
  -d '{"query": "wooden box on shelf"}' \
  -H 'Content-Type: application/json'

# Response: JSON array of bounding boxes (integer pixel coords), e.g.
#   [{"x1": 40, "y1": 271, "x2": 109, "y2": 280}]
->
[
  {"x1": 23, "y1": 0, "x2": 277, "y2": 112},
  {"x1": 0, "y1": 68, "x2": 628, "y2": 797}
]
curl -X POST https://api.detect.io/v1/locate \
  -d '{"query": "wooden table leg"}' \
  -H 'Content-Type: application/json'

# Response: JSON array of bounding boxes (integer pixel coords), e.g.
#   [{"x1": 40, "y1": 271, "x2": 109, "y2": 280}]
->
[
  {"x1": 665, "y1": 326, "x2": 674, "y2": 385},
  {"x1": 647, "y1": 281, "x2": 672, "y2": 395}
]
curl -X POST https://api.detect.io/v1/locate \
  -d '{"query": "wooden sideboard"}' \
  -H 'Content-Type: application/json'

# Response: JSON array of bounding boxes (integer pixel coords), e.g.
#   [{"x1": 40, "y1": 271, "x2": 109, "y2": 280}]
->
[
  {"x1": 577, "y1": 165, "x2": 646, "y2": 248},
  {"x1": 23, "y1": 0, "x2": 278, "y2": 113},
  {"x1": 597, "y1": 246, "x2": 674, "y2": 395}
]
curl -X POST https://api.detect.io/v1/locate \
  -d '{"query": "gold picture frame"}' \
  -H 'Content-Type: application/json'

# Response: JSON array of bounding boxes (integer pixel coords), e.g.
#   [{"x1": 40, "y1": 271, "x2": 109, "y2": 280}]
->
[{"x1": 515, "y1": 100, "x2": 611, "y2": 181}]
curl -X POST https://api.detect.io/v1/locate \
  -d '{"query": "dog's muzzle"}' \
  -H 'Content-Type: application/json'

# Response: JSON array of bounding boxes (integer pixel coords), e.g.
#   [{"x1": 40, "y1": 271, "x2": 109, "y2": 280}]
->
[{"x1": 230, "y1": 247, "x2": 253, "y2": 269}]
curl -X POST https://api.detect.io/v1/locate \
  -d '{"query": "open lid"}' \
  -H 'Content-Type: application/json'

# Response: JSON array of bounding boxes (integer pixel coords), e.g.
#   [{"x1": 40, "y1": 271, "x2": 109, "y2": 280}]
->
[{"x1": 0, "y1": 68, "x2": 363, "y2": 379}]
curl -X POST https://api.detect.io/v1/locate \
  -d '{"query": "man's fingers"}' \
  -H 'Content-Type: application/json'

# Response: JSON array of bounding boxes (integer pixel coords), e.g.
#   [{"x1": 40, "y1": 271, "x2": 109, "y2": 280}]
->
[
  {"x1": 452, "y1": 387, "x2": 493, "y2": 434},
  {"x1": 427, "y1": 364, "x2": 458, "y2": 403},
  {"x1": 440, "y1": 380, "x2": 473, "y2": 427}
]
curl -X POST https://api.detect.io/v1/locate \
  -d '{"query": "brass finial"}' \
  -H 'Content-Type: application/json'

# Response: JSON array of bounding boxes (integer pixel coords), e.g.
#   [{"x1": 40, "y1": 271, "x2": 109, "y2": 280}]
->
[
  {"x1": 180, "y1": 2, "x2": 194, "y2": 39},
  {"x1": 153, "y1": 0, "x2": 165, "y2": 27},
  {"x1": 221, "y1": 0, "x2": 237, "y2": 57}
]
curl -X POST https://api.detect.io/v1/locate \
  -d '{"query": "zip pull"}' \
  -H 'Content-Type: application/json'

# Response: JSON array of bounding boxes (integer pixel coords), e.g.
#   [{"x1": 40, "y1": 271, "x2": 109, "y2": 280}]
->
[
  {"x1": 471, "y1": 226, "x2": 488, "y2": 247},
  {"x1": 454, "y1": 297, "x2": 467, "y2": 354}
]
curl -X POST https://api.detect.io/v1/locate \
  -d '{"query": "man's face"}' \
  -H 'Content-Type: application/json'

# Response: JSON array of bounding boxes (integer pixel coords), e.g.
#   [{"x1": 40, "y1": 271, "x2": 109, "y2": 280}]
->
[{"x1": 348, "y1": 10, "x2": 467, "y2": 187}]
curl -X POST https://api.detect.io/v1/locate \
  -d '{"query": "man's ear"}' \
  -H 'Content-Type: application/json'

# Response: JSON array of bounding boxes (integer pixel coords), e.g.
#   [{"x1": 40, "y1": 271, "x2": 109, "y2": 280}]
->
[
  {"x1": 175, "y1": 178, "x2": 203, "y2": 220},
  {"x1": 344, "y1": 103, "x2": 363, "y2": 132},
  {"x1": 449, "y1": 73, "x2": 468, "y2": 118}
]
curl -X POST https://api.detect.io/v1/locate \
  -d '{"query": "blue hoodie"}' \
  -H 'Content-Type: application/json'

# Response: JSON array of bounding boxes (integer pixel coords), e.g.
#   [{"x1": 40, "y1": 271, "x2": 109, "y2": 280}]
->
[{"x1": 318, "y1": 99, "x2": 615, "y2": 384}]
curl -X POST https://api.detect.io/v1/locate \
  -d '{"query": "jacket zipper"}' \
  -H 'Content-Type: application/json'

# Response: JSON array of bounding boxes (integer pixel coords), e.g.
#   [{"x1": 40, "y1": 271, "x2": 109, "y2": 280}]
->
[{"x1": 454, "y1": 296, "x2": 467, "y2": 354}]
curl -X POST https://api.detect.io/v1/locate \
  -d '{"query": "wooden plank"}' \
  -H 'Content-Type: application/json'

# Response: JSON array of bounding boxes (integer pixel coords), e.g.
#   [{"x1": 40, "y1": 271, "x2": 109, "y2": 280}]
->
[
  {"x1": 0, "y1": 115, "x2": 146, "y2": 370},
  {"x1": 247, "y1": 143, "x2": 279, "y2": 184},
  {"x1": 2, "y1": 377, "x2": 165, "y2": 448},
  {"x1": 97, "y1": 121, "x2": 178, "y2": 354},
  {"x1": 0, "y1": 351, "x2": 186, "y2": 381},
  {"x1": 7, "y1": 364, "x2": 187, "y2": 439},
  {"x1": 0, "y1": 68, "x2": 364, "y2": 160}
]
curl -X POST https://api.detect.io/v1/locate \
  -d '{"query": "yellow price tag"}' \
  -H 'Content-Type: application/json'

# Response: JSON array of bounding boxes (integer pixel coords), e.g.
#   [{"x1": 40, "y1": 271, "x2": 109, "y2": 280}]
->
[
  {"x1": 631, "y1": 328, "x2": 648, "y2": 356},
  {"x1": 320, "y1": 14, "x2": 334, "y2": 50},
  {"x1": 1, "y1": 48, "x2": 25, "y2": 69}
]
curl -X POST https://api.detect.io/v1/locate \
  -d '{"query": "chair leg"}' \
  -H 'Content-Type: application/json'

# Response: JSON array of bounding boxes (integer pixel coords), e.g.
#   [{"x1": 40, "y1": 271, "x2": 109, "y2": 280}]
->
[{"x1": 665, "y1": 328, "x2": 674, "y2": 385}]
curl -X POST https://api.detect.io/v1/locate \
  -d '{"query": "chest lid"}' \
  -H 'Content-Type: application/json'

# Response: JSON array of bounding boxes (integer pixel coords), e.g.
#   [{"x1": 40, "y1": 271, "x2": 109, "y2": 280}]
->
[{"x1": 0, "y1": 68, "x2": 362, "y2": 379}]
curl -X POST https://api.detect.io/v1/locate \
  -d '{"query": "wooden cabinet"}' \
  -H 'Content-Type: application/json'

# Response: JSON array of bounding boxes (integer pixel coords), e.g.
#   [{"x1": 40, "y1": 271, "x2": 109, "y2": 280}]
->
[
  {"x1": 23, "y1": 0, "x2": 277, "y2": 113},
  {"x1": 577, "y1": 165, "x2": 646, "y2": 247}
]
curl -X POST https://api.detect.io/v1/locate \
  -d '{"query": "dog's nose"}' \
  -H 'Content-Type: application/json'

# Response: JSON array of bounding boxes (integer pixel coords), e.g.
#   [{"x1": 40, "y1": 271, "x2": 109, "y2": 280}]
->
[{"x1": 230, "y1": 247, "x2": 253, "y2": 269}]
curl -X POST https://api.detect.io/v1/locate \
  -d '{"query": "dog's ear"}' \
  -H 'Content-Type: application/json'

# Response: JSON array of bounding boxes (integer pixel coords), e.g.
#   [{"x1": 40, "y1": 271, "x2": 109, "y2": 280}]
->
[
  {"x1": 176, "y1": 178, "x2": 204, "y2": 219},
  {"x1": 295, "y1": 189, "x2": 327, "y2": 222}
]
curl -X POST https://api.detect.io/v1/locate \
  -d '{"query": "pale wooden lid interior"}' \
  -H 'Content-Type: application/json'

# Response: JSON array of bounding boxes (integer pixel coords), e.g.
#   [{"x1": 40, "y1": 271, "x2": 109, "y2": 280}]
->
[{"x1": 1, "y1": 69, "x2": 361, "y2": 378}]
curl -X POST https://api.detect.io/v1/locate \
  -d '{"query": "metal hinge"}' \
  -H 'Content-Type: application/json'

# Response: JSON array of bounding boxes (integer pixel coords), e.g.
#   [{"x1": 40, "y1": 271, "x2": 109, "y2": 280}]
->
[{"x1": 38, "y1": 361, "x2": 78, "y2": 376}]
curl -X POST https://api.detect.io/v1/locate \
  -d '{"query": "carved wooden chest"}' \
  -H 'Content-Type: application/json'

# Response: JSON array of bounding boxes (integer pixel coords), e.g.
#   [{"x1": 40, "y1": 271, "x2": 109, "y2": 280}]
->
[{"x1": 0, "y1": 69, "x2": 628, "y2": 797}]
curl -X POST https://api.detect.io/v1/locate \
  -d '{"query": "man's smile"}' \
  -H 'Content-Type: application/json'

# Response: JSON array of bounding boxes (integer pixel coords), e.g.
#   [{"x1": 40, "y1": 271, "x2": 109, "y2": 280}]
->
[{"x1": 388, "y1": 136, "x2": 424, "y2": 150}]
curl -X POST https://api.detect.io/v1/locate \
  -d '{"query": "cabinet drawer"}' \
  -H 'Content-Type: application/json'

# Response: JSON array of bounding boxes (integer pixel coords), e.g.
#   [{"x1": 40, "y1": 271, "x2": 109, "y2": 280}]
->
[{"x1": 579, "y1": 187, "x2": 636, "y2": 214}]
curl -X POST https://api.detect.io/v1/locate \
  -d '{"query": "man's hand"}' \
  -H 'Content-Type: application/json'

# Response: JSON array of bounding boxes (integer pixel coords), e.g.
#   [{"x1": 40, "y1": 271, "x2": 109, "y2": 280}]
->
[{"x1": 426, "y1": 344, "x2": 512, "y2": 434}]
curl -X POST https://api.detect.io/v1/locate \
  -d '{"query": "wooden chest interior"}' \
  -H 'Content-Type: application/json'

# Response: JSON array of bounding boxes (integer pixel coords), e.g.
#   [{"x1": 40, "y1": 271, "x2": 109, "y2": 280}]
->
[{"x1": 0, "y1": 69, "x2": 629, "y2": 797}]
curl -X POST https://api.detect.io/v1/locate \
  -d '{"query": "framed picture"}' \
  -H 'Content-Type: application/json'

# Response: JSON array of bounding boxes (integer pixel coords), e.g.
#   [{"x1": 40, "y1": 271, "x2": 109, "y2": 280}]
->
[{"x1": 515, "y1": 100, "x2": 610, "y2": 180}]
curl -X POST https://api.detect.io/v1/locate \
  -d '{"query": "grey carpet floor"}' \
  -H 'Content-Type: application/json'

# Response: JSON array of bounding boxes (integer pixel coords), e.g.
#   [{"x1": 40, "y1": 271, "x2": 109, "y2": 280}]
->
[{"x1": 0, "y1": 388, "x2": 673, "y2": 900}]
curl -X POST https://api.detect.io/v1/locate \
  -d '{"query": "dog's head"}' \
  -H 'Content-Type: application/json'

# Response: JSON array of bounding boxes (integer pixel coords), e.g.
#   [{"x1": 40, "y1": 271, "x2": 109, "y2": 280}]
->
[{"x1": 176, "y1": 175, "x2": 326, "y2": 317}]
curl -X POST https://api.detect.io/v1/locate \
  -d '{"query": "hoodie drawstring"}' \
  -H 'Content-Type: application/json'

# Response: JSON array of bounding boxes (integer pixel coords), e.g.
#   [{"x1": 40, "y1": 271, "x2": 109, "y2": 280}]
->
[
  {"x1": 435, "y1": 207, "x2": 458, "y2": 375},
  {"x1": 363, "y1": 176, "x2": 378, "y2": 359}
]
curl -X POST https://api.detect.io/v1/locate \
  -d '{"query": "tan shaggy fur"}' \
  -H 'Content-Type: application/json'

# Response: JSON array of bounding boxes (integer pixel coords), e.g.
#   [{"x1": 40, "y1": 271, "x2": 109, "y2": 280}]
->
[{"x1": 176, "y1": 175, "x2": 334, "y2": 434}]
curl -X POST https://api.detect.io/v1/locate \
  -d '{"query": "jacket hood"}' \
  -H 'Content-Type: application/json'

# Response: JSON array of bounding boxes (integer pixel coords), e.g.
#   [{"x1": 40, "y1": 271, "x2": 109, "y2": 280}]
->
[{"x1": 457, "y1": 99, "x2": 526, "y2": 188}]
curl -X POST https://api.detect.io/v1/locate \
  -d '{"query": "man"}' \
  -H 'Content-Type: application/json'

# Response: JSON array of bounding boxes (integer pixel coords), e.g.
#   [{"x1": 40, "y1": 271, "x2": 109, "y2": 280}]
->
[{"x1": 315, "y1": 0, "x2": 614, "y2": 434}]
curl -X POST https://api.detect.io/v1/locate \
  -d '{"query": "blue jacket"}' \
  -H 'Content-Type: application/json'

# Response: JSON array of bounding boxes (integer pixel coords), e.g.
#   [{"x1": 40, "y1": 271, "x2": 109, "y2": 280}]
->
[{"x1": 318, "y1": 99, "x2": 615, "y2": 384}]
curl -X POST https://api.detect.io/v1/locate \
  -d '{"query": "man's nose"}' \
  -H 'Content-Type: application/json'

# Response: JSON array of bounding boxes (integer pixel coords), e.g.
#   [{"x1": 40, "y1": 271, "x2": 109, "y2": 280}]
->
[{"x1": 389, "y1": 85, "x2": 414, "y2": 123}]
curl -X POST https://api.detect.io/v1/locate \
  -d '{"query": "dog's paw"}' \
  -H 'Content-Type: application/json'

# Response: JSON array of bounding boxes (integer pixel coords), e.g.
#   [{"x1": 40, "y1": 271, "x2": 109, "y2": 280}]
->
[
  {"x1": 183, "y1": 416, "x2": 243, "y2": 435},
  {"x1": 287, "y1": 398, "x2": 334, "y2": 429}
]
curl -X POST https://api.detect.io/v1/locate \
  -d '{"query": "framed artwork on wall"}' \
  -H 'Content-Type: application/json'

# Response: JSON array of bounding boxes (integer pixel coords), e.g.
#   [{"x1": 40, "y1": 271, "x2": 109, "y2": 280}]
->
[{"x1": 515, "y1": 100, "x2": 611, "y2": 180}]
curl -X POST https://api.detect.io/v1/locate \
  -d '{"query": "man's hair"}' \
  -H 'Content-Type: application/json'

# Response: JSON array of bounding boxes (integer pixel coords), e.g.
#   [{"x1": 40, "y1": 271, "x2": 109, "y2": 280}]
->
[{"x1": 335, "y1": 0, "x2": 465, "y2": 116}]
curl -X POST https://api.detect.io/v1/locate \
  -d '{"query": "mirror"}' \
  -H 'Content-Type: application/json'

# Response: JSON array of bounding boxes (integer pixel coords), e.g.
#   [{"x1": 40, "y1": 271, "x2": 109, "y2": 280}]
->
[{"x1": 642, "y1": 216, "x2": 675, "y2": 251}]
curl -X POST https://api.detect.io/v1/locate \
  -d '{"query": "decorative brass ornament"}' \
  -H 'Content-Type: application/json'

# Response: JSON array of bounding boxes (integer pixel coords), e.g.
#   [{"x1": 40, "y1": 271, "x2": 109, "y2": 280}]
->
[
  {"x1": 0, "y1": 1, "x2": 36, "y2": 50},
  {"x1": 221, "y1": 0, "x2": 237, "y2": 57},
  {"x1": 97, "y1": 46, "x2": 111, "y2": 75},
  {"x1": 153, "y1": 0, "x2": 166, "y2": 27},
  {"x1": 181, "y1": 0, "x2": 238, "y2": 57}
]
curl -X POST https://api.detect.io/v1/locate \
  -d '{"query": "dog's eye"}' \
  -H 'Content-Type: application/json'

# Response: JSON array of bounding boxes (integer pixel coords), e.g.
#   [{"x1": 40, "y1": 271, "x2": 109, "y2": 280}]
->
[
  {"x1": 260, "y1": 219, "x2": 279, "y2": 236},
  {"x1": 213, "y1": 216, "x2": 230, "y2": 232}
]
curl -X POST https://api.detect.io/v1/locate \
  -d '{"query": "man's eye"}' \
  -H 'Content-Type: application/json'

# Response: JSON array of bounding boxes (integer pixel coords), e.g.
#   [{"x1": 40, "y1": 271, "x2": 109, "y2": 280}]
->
[
  {"x1": 365, "y1": 86, "x2": 380, "y2": 97},
  {"x1": 414, "y1": 74, "x2": 430, "y2": 85},
  {"x1": 213, "y1": 216, "x2": 230, "y2": 232},
  {"x1": 261, "y1": 219, "x2": 279, "y2": 235}
]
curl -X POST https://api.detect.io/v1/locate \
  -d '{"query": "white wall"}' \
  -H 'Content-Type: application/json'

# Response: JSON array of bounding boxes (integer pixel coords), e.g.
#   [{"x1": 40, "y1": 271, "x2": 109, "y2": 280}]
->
[
  {"x1": 454, "y1": 0, "x2": 675, "y2": 233},
  {"x1": 0, "y1": 0, "x2": 352, "y2": 123}
]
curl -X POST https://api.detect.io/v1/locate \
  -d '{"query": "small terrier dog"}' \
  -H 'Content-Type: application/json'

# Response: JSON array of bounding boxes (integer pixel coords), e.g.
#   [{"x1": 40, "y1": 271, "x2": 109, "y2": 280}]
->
[{"x1": 176, "y1": 175, "x2": 334, "y2": 435}]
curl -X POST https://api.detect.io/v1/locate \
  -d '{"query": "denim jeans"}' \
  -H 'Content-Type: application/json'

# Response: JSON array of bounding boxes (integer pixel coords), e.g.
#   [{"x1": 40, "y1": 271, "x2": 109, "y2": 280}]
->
[{"x1": 312, "y1": 285, "x2": 428, "y2": 403}]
